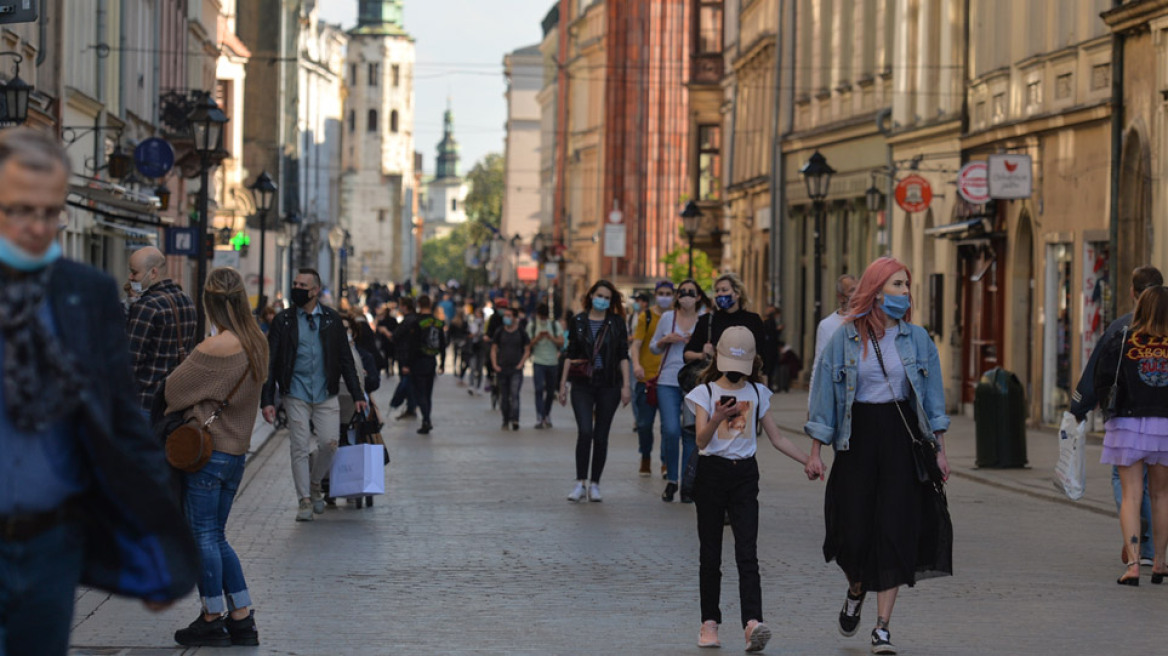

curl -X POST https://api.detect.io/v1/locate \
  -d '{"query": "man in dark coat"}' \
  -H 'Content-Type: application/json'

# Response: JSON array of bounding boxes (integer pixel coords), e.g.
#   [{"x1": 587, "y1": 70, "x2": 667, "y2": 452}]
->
[{"x1": 0, "y1": 128, "x2": 197, "y2": 656}]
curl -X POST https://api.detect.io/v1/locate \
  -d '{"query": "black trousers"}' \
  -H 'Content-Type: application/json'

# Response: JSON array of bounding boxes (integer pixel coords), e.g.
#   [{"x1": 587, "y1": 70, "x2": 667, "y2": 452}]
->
[
  {"x1": 497, "y1": 368, "x2": 523, "y2": 423},
  {"x1": 693, "y1": 455, "x2": 761, "y2": 627},
  {"x1": 412, "y1": 374, "x2": 435, "y2": 423},
  {"x1": 570, "y1": 385, "x2": 621, "y2": 482}
]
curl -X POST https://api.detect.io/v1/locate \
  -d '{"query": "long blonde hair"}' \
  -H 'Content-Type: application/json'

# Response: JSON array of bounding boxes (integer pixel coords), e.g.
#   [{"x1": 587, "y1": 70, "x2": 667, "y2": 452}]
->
[
  {"x1": 715, "y1": 273, "x2": 751, "y2": 311},
  {"x1": 204, "y1": 267, "x2": 269, "y2": 381}
]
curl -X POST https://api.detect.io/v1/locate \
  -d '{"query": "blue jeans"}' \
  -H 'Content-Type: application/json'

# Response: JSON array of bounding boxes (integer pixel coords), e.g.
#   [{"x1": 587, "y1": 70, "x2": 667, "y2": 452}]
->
[
  {"x1": 635, "y1": 381, "x2": 660, "y2": 458},
  {"x1": 657, "y1": 384, "x2": 684, "y2": 482},
  {"x1": 390, "y1": 374, "x2": 415, "y2": 412},
  {"x1": 532, "y1": 364, "x2": 558, "y2": 422},
  {"x1": 0, "y1": 521, "x2": 84, "y2": 656},
  {"x1": 1112, "y1": 466, "x2": 1154, "y2": 560},
  {"x1": 184, "y1": 451, "x2": 252, "y2": 614}
]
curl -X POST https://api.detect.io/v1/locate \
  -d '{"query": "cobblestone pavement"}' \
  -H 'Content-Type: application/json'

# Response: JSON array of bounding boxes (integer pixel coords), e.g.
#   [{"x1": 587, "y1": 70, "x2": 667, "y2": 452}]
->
[{"x1": 71, "y1": 377, "x2": 1166, "y2": 655}]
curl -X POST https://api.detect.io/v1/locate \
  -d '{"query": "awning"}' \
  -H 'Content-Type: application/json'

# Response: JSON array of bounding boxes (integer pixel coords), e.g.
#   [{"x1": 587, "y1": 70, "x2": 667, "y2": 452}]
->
[
  {"x1": 924, "y1": 218, "x2": 990, "y2": 239},
  {"x1": 67, "y1": 178, "x2": 168, "y2": 228},
  {"x1": 93, "y1": 218, "x2": 159, "y2": 244}
]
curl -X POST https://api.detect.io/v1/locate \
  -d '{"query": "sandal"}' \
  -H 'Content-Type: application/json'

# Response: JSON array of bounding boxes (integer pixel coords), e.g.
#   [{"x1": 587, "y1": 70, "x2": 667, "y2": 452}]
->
[
  {"x1": 1152, "y1": 568, "x2": 1168, "y2": 585},
  {"x1": 1118, "y1": 549, "x2": 1140, "y2": 586}
]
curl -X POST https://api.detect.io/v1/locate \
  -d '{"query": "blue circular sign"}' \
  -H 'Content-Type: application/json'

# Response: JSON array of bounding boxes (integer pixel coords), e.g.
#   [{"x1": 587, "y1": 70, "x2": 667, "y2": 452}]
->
[{"x1": 134, "y1": 138, "x2": 176, "y2": 178}]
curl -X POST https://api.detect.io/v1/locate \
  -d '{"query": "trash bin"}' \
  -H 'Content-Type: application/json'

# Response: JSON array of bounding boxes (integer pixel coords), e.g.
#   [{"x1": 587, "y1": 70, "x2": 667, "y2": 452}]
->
[{"x1": 973, "y1": 367, "x2": 1028, "y2": 468}]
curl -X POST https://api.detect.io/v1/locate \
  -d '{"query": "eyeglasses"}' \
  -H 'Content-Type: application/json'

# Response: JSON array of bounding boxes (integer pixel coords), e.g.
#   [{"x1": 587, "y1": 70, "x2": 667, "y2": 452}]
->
[
  {"x1": 677, "y1": 290, "x2": 698, "y2": 298},
  {"x1": 0, "y1": 203, "x2": 67, "y2": 229}
]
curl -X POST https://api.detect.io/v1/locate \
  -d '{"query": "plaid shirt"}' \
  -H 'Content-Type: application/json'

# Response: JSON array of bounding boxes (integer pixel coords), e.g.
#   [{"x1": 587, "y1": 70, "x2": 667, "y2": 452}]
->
[{"x1": 126, "y1": 280, "x2": 198, "y2": 411}]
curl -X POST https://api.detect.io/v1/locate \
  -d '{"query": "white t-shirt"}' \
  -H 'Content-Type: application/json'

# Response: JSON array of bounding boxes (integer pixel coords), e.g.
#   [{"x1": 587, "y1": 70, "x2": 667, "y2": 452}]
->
[
  {"x1": 855, "y1": 328, "x2": 908, "y2": 403},
  {"x1": 685, "y1": 381, "x2": 772, "y2": 460},
  {"x1": 815, "y1": 311, "x2": 849, "y2": 363}
]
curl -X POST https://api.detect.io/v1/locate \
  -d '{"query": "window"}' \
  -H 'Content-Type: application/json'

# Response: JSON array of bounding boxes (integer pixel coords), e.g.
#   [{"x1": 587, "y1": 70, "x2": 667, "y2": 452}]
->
[
  {"x1": 697, "y1": 2, "x2": 723, "y2": 55},
  {"x1": 697, "y1": 124, "x2": 721, "y2": 201},
  {"x1": 349, "y1": 64, "x2": 357, "y2": 84},
  {"x1": 1027, "y1": 80, "x2": 1042, "y2": 108},
  {"x1": 992, "y1": 93, "x2": 1006, "y2": 122},
  {"x1": 348, "y1": 110, "x2": 356, "y2": 133},
  {"x1": 368, "y1": 63, "x2": 380, "y2": 87},
  {"x1": 367, "y1": 109, "x2": 378, "y2": 133},
  {"x1": 392, "y1": 65, "x2": 400, "y2": 87},
  {"x1": 390, "y1": 110, "x2": 399, "y2": 133},
  {"x1": 452, "y1": 198, "x2": 458, "y2": 211},
  {"x1": 1056, "y1": 73, "x2": 1073, "y2": 99}
]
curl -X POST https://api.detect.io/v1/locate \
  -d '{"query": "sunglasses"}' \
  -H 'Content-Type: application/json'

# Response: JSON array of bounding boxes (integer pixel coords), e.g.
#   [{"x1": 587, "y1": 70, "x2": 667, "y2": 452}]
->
[{"x1": 677, "y1": 290, "x2": 698, "y2": 298}]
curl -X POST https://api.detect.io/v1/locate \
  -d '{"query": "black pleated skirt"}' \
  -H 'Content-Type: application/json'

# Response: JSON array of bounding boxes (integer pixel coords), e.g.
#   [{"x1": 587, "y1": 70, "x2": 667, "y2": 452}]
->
[{"x1": 823, "y1": 401, "x2": 952, "y2": 592}]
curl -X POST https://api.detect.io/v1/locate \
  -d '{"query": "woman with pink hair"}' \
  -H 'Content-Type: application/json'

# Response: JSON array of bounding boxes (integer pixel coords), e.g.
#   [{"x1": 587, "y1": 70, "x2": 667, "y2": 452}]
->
[{"x1": 804, "y1": 257, "x2": 952, "y2": 655}]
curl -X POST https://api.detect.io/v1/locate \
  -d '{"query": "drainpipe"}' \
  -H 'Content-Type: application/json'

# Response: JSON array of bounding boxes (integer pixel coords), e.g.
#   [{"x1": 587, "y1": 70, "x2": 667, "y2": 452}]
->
[
  {"x1": 1108, "y1": 0, "x2": 1123, "y2": 321},
  {"x1": 876, "y1": 107, "x2": 894, "y2": 257},
  {"x1": 769, "y1": 0, "x2": 792, "y2": 306}
]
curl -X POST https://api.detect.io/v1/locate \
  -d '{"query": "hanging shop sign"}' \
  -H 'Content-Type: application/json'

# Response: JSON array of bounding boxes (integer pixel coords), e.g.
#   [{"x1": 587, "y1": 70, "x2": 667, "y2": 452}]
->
[
  {"x1": 603, "y1": 223, "x2": 626, "y2": 258},
  {"x1": 134, "y1": 138, "x2": 176, "y2": 179},
  {"x1": 894, "y1": 174, "x2": 933, "y2": 213},
  {"x1": 956, "y1": 162, "x2": 990, "y2": 204},
  {"x1": 987, "y1": 154, "x2": 1033, "y2": 199}
]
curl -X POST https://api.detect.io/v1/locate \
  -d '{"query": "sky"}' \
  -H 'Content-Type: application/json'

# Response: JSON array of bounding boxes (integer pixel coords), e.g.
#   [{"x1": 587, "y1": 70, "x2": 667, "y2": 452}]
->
[{"x1": 318, "y1": 0, "x2": 554, "y2": 177}]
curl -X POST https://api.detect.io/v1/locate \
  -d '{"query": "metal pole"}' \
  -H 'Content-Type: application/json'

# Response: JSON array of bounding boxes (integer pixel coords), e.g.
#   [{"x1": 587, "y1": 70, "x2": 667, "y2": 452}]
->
[
  {"x1": 687, "y1": 232, "x2": 695, "y2": 280},
  {"x1": 257, "y1": 209, "x2": 267, "y2": 311},
  {"x1": 812, "y1": 200, "x2": 824, "y2": 343},
  {"x1": 195, "y1": 157, "x2": 211, "y2": 340}
]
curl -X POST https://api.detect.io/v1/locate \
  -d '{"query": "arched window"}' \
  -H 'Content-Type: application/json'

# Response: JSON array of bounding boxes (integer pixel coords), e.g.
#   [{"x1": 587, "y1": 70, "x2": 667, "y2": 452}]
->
[
  {"x1": 367, "y1": 109, "x2": 378, "y2": 133},
  {"x1": 390, "y1": 110, "x2": 399, "y2": 133}
]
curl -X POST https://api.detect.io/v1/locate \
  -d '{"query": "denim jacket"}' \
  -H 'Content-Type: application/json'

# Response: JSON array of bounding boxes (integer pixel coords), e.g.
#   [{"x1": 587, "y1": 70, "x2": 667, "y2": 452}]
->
[{"x1": 804, "y1": 320, "x2": 950, "y2": 451}]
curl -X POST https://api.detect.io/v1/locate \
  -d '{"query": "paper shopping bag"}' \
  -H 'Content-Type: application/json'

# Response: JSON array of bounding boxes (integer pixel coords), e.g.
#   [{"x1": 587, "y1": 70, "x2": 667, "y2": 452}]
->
[
  {"x1": 329, "y1": 443, "x2": 386, "y2": 498},
  {"x1": 1054, "y1": 411, "x2": 1086, "y2": 501}
]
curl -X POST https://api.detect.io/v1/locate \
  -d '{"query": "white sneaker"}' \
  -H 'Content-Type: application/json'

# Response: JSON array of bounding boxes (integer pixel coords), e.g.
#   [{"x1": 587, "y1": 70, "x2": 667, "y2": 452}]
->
[
  {"x1": 567, "y1": 481, "x2": 587, "y2": 502},
  {"x1": 588, "y1": 483, "x2": 602, "y2": 502}
]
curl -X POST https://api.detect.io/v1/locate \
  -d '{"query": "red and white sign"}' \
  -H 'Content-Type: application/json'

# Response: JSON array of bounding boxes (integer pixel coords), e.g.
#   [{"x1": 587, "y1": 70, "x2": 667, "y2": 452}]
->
[
  {"x1": 988, "y1": 154, "x2": 1033, "y2": 199},
  {"x1": 895, "y1": 174, "x2": 933, "y2": 213},
  {"x1": 956, "y1": 162, "x2": 990, "y2": 204}
]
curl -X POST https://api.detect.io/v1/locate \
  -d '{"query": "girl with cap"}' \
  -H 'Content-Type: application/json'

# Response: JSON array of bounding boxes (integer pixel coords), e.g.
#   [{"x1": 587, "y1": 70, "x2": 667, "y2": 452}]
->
[
  {"x1": 804, "y1": 257, "x2": 951, "y2": 655},
  {"x1": 685, "y1": 326, "x2": 815, "y2": 651}
]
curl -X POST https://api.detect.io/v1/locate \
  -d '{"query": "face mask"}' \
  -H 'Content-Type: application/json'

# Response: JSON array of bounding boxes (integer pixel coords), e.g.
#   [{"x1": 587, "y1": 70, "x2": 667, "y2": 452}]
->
[
  {"x1": 592, "y1": 297, "x2": 611, "y2": 312},
  {"x1": 715, "y1": 294, "x2": 735, "y2": 310},
  {"x1": 503, "y1": 316, "x2": 514, "y2": 326},
  {"x1": 725, "y1": 371, "x2": 746, "y2": 383},
  {"x1": 632, "y1": 301, "x2": 641, "y2": 312},
  {"x1": 291, "y1": 287, "x2": 312, "y2": 308},
  {"x1": 0, "y1": 238, "x2": 61, "y2": 272},
  {"x1": 656, "y1": 296, "x2": 673, "y2": 309},
  {"x1": 129, "y1": 281, "x2": 143, "y2": 294},
  {"x1": 882, "y1": 293, "x2": 911, "y2": 320},
  {"x1": 210, "y1": 324, "x2": 220, "y2": 337},
  {"x1": 679, "y1": 296, "x2": 697, "y2": 310}
]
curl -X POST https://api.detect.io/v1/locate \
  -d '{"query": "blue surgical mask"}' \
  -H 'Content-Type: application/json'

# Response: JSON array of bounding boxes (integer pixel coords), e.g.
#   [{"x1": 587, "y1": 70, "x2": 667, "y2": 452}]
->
[
  {"x1": 592, "y1": 296, "x2": 611, "y2": 312},
  {"x1": 715, "y1": 294, "x2": 735, "y2": 310},
  {"x1": 882, "y1": 293, "x2": 911, "y2": 320},
  {"x1": 0, "y1": 237, "x2": 62, "y2": 272},
  {"x1": 503, "y1": 316, "x2": 514, "y2": 326}
]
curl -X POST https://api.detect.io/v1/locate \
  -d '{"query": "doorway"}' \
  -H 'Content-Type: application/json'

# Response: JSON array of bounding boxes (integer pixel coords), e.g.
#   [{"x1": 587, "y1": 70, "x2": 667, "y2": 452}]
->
[{"x1": 1042, "y1": 243, "x2": 1073, "y2": 423}]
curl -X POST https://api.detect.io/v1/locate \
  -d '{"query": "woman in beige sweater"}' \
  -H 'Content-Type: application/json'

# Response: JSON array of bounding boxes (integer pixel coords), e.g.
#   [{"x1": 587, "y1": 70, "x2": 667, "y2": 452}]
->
[{"x1": 165, "y1": 267, "x2": 267, "y2": 648}]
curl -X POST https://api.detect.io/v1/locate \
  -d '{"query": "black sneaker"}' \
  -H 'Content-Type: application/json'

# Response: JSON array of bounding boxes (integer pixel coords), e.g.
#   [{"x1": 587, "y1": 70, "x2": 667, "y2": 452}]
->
[
  {"x1": 501, "y1": 421, "x2": 509, "y2": 431},
  {"x1": 838, "y1": 590, "x2": 865, "y2": 636},
  {"x1": 661, "y1": 482, "x2": 678, "y2": 502},
  {"x1": 511, "y1": 422, "x2": 519, "y2": 431},
  {"x1": 225, "y1": 610, "x2": 260, "y2": 647},
  {"x1": 396, "y1": 411, "x2": 417, "y2": 420},
  {"x1": 870, "y1": 627, "x2": 896, "y2": 654},
  {"x1": 417, "y1": 422, "x2": 432, "y2": 435},
  {"x1": 174, "y1": 614, "x2": 231, "y2": 647}
]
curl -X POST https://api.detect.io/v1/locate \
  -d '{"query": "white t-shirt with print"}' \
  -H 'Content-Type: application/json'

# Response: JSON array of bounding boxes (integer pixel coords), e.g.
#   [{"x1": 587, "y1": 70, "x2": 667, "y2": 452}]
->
[{"x1": 685, "y1": 381, "x2": 772, "y2": 460}]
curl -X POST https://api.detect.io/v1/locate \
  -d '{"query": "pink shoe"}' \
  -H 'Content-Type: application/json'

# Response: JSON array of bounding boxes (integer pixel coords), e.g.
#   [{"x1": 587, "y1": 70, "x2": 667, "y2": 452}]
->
[
  {"x1": 698, "y1": 620, "x2": 720, "y2": 648},
  {"x1": 744, "y1": 620, "x2": 771, "y2": 652}
]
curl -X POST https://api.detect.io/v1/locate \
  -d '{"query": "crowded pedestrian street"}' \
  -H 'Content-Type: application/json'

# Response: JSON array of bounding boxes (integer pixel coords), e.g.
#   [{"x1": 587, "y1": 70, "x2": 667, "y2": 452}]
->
[{"x1": 67, "y1": 376, "x2": 1166, "y2": 656}]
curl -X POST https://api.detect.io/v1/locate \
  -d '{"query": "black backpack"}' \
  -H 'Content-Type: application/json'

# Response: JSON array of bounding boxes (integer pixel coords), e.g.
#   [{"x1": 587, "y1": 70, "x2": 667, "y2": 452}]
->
[{"x1": 420, "y1": 317, "x2": 445, "y2": 356}]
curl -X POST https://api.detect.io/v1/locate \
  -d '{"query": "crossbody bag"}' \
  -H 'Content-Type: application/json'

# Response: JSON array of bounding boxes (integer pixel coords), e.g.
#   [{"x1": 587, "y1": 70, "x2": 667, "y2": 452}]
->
[
  {"x1": 165, "y1": 371, "x2": 247, "y2": 473},
  {"x1": 568, "y1": 319, "x2": 609, "y2": 381},
  {"x1": 868, "y1": 329, "x2": 944, "y2": 485}
]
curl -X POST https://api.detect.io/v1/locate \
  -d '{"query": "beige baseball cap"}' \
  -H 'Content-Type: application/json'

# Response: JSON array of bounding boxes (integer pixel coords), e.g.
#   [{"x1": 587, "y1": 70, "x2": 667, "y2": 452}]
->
[{"x1": 716, "y1": 326, "x2": 756, "y2": 375}]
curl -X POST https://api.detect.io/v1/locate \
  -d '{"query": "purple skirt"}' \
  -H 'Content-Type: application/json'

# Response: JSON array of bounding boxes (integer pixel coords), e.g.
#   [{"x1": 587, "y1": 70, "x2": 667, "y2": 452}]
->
[{"x1": 1102, "y1": 416, "x2": 1168, "y2": 467}]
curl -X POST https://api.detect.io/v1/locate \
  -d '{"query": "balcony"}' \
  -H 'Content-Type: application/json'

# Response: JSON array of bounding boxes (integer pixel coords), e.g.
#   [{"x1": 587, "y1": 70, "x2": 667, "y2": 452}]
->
[{"x1": 691, "y1": 54, "x2": 724, "y2": 85}]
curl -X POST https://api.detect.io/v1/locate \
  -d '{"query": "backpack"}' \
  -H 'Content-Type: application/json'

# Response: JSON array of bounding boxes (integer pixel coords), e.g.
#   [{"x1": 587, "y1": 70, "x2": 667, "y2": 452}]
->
[{"x1": 421, "y1": 317, "x2": 445, "y2": 356}]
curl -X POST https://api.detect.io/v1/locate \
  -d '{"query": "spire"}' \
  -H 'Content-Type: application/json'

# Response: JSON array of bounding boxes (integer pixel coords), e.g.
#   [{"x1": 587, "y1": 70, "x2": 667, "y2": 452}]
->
[
  {"x1": 354, "y1": 0, "x2": 407, "y2": 35},
  {"x1": 436, "y1": 101, "x2": 460, "y2": 179}
]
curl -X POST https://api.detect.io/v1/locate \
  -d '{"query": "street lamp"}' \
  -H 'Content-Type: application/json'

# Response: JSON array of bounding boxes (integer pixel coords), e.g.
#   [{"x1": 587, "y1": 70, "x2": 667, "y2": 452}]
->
[
  {"x1": 0, "y1": 53, "x2": 32, "y2": 126},
  {"x1": 799, "y1": 150, "x2": 835, "y2": 340},
  {"x1": 188, "y1": 91, "x2": 229, "y2": 339},
  {"x1": 865, "y1": 179, "x2": 885, "y2": 213},
  {"x1": 681, "y1": 200, "x2": 702, "y2": 280},
  {"x1": 248, "y1": 170, "x2": 277, "y2": 312},
  {"x1": 154, "y1": 183, "x2": 171, "y2": 211}
]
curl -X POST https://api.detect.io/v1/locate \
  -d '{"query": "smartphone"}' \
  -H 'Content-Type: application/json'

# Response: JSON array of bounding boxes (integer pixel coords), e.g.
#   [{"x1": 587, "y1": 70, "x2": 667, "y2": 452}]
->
[{"x1": 719, "y1": 395, "x2": 736, "y2": 407}]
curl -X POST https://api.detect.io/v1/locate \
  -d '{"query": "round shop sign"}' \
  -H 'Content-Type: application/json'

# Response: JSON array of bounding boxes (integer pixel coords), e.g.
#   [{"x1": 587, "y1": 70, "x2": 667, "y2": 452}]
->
[
  {"x1": 956, "y1": 162, "x2": 990, "y2": 204},
  {"x1": 894, "y1": 174, "x2": 933, "y2": 213},
  {"x1": 134, "y1": 138, "x2": 176, "y2": 179}
]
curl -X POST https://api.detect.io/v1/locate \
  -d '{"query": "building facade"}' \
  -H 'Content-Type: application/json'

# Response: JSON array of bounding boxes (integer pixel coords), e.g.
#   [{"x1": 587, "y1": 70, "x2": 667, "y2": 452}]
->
[
  {"x1": 420, "y1": 106, "x2": 469, "y2": 242},
  {"x1": 501, "y1": 44, "x2": 544, "y2": 287},
  {"x1": 341, "y1": 0, "x2": 417, "y2": 285}
]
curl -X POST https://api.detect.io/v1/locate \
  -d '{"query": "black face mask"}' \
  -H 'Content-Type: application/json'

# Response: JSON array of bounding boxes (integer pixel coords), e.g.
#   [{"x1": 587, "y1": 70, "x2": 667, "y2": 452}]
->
[
  {"x1": 725, "y1": 371, "x2": 746, "y2": 383},
  {"x1": 291, "y1": 288, "x2": 312, "y2": 308}
]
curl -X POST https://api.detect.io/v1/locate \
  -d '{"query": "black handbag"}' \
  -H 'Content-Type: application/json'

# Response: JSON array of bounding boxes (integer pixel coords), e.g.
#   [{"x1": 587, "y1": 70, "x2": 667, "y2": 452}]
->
[
  {"x1": 868, "y1": 329, "x2": 944, "y2": 485},
  {"x1": 1103, "y1": 327, "x2": 1128, "y2": 416},
  {"x1": 568, "y1": 321, "x2": 608, "y2": 380},
  {"x1": 678, "y1": 313, "x2": 713, "y2": 393}
]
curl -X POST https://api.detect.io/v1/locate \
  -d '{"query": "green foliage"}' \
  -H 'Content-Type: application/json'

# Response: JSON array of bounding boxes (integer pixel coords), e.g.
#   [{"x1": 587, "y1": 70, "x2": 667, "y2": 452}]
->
[
  {"x1": 661, "y1": 242, "x2": 716, "y2": 292},
  {"x1": 420, "y1": 153, "x2": 505, "y2": 288},
  {"x1": 464, "y1": 153, "x2": 505, "y2": 233}
]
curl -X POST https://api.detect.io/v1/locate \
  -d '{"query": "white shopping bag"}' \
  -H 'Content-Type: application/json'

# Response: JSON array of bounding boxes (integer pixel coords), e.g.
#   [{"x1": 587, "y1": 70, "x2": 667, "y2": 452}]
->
[
  {"x1": 1054, "y1": 411, "x2": 1086, "y2": 501},
  {"x1": 329, "y1": 443, "x2": 386, "y2": 498}
]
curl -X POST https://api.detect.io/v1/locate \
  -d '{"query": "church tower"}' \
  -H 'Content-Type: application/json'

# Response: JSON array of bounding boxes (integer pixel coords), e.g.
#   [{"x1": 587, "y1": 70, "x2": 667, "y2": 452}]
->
[
  {"x1": 341, "y1": 0, "x2": 416, "y2": 283},
  {"x1": 435, "y1": 106, "x2": 460, "y2": 180},
  {"x1": 420, "y1": 102, "x2": 469, "y2": 241}
]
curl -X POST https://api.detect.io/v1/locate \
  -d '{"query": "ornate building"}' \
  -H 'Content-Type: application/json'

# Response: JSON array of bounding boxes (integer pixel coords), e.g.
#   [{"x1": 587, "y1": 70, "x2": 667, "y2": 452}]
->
[
  {"x1": 341, "y1": 0, "x2": 417, "y2": 284},
  {"x1": 420, "y1": 105, "x2": 469, "y2": 242}
]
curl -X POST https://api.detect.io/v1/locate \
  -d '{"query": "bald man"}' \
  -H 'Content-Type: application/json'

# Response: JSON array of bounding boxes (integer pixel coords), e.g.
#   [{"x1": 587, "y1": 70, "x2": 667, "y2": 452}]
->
[{"x1": 126, "y1": 246, "x2": 197, "y2": 411}]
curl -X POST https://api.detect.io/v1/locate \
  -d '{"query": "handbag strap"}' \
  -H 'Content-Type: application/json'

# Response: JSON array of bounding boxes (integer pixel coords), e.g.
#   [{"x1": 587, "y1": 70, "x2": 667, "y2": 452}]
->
[
  {"x1": 160, "y1": 291, "x2": 189, "y2": 363},
  {"x1": 203, "y1": 370, "x2": 248, "y2": 429},
  {"x1": 1112, "y1": 326, "x2": 1129, "y2": 388},
  {"x1": 868, "y1": 328, "x2": 928, "y2": 447},
  {"x1": 590, "y1": 320, "x2": 609, "y2": 360}
]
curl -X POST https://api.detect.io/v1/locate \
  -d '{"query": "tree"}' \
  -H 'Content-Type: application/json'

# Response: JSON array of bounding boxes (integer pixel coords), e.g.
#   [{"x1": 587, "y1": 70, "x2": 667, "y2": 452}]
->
[
  {"x1": 419, "y1": 153, "x2": 506, "y2": 290},
  {"x1": 464, "y1": 153, "x2": 504, "y2": 235},
  {"x1": 661, "y1": 243, "x2": 716, "y2": 292}
]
